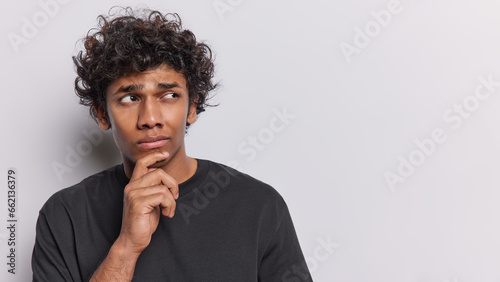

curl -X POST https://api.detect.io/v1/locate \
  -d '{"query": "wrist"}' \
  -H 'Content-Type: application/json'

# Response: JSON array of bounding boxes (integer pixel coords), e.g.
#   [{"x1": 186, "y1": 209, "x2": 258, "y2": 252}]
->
[
  {"x1": 112, "y1": 236, "x2": 143, "y2": 261},
  {"x1": 90, "y1": 238, "x2": 141, "y2": 282}
]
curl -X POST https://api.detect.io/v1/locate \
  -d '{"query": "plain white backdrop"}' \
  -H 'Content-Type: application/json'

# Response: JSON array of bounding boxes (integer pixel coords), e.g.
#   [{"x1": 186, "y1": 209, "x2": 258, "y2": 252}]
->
[{"x1": 2, "y1": 0, "x2": 500, "y2": 281}]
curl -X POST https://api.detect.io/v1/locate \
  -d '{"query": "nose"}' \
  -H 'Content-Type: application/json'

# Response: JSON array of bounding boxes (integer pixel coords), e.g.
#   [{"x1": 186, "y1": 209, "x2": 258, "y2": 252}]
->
[{"x1": 137, "y1": 98, "x2": 164, "y2": 129}]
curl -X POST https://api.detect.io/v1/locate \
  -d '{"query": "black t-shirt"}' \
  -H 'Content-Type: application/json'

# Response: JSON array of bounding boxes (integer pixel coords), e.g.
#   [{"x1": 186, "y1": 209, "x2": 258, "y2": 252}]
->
[{"x1": 32, "y1": 159, "x2": 312, "y2": 281}]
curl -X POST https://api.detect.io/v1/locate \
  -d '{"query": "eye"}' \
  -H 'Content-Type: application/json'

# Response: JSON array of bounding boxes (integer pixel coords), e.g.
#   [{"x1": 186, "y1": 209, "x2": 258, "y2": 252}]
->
[
  {"x1": 120, "y1": 95, "x2": 138, "y2": 103},
  {"x1": 163, "y1": 93, "x2": 178, "y2": 99}
]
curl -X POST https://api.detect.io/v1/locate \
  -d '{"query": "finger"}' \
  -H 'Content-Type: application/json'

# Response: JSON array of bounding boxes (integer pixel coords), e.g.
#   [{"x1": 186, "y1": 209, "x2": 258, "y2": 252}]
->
[
  {"x1": 157, "y1": 191, "x2": 176, "y2": 218},
  {"x1": 161, "y1": 171, "x2": 179, "y2": 200},
  {"x1": 131, "y1": 152, "x2": 169, "y2": 181},
  {"x1": 126, "y1": 185, "x2": 177, "y2": 217},
  {"x1": 132, "y1": 169, "x2": 179, "y2": 199}
]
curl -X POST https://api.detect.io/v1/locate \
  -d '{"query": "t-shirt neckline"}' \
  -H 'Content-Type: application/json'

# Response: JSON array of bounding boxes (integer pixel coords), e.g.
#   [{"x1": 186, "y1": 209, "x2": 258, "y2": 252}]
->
[{"x1": 114, "y1": 159, "x2": 209, "y2": 191}]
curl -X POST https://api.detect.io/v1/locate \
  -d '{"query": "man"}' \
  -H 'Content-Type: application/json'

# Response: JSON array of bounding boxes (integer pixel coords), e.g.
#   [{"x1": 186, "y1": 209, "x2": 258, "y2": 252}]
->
[{"x1": 32, "y1": 7, "x2": 312, "y2": 281}]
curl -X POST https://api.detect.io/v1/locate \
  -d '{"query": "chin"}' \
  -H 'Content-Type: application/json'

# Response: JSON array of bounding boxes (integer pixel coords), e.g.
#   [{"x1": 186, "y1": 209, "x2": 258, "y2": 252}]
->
[{"x1": 148, "y1": 158, "x2": 169, "y2": 169}]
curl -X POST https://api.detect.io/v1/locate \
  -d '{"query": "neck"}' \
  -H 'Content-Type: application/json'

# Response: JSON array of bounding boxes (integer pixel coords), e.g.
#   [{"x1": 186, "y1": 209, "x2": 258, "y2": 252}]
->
[{"x1": 161, "y1": 154, "x2": 197, "y2": 184}]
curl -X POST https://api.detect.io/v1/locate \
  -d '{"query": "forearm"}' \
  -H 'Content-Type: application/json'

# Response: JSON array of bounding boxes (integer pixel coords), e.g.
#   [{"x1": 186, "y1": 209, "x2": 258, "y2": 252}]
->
[
  {"x1": 90, "y1": 238, "x2": 141, "y2": 282},
  {"x1": 91, "y1": 153, "x2": 176, "y2": 281}
]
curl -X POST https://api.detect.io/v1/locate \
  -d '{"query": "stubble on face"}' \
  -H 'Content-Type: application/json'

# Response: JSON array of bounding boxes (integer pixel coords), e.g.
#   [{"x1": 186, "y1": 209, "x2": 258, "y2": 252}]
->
[{"x1": 96, "y1": 64, "x2": 197, "y2": 179}]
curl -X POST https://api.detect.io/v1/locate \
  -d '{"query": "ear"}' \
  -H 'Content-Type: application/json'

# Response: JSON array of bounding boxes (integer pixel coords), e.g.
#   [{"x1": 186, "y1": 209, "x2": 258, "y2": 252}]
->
[
  {"x1": 95, "y1": 104, "x2": 111, "y2": 130},
  {"x1": 187, "y1": 101, "x2": 197, "y2": 125}
]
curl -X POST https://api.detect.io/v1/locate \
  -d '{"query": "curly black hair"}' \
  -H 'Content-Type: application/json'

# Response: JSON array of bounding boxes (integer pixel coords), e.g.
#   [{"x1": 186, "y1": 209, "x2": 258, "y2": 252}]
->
[{"x1": 72, "y1": 7, "x2": 218, "y2": 128}]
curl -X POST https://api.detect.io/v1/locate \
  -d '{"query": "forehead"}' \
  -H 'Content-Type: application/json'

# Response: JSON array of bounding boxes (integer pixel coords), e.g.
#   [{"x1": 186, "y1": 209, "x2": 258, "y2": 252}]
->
[{"x1": 106, "y1": 64, "x2": 187, "y2": 94}]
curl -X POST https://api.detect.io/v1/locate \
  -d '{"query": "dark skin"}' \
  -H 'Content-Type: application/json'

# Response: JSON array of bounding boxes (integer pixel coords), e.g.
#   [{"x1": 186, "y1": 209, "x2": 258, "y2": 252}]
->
[{"x1": 91, "y1": 64, "x2": 198, "y2": 281}]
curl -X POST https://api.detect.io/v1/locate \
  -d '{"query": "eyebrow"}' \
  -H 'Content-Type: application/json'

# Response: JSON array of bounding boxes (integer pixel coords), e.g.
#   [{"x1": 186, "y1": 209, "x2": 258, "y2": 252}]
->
[
  {"x1": 157, "y1": 82, "x2": 180, "y2": 89},
  {"x1": 112, "y1": 82, "x2": 181, "y2": 96}
]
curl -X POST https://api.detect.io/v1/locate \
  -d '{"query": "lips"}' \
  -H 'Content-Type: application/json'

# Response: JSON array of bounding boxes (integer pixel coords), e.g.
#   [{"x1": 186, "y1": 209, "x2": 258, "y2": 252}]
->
[{"x1": 137, "y1": 135, "x2": 169, "y2": 150}]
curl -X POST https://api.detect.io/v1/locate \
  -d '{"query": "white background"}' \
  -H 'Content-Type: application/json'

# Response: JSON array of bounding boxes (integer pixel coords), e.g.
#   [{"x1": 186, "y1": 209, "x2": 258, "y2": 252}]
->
[{"x1": 1, "y1": 0, "x2": 500, "y2": 281}]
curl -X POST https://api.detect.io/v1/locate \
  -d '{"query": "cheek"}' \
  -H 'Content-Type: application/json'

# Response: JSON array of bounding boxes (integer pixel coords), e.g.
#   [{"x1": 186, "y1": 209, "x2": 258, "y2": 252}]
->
[
  {"x1": 166, "y1": 105, "x2": 189, "y2": 127},
  {"x1": 111, "y1": 124, "x2": 131, "y2": 152},
  {"x1": 108, "y1": 110, "x2": 136, "y2": 147},
  {"x1": 110, "y1": 105, "x2": 138, "y2": 127}
]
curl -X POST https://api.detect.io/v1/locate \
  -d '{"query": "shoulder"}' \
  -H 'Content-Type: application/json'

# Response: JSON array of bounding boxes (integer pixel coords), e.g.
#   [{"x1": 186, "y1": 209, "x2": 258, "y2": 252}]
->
[
  {"x1": 40, "y1": 164, "x2": 123, "y2": 215},
  {"x1": 201, "y1": 159, "x2": 287, "y2": 209},
  {"x1": 201, "y1": 160, "x2": 294, "y2": 251}
]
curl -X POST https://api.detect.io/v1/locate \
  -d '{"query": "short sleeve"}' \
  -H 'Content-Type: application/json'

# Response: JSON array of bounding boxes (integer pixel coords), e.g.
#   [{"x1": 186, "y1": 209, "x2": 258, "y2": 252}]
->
[
  {"x1": 32, "y1": 211, "x2": 79, "y2": 282},
  {"x1": 258, "y1": 205, "x2": 313, "y2": 282}
]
